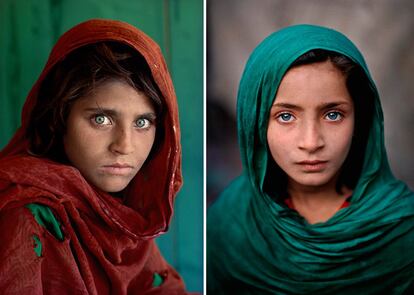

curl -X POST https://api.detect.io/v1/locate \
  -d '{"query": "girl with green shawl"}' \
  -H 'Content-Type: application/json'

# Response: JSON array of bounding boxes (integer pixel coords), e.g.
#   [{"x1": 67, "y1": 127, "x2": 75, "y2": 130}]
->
[{"x1": 207, "y1": 24, "x2": 414, "y2": 294}]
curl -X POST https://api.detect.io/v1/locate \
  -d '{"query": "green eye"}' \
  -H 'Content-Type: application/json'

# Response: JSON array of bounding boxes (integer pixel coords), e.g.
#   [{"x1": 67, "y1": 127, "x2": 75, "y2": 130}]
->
[
  {"x1": 94, "y1": 115, "x2": 111, "y2": 125},
  {"x1": 136, "y1": 118, "x2": 150, "y2": 129}
]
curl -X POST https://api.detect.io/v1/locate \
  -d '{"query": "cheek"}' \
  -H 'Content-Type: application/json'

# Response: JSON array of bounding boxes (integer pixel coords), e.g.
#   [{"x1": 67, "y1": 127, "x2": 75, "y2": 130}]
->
[
  {"x1": 331, "y1": 122, "x2": 354, "y2": 157},
  {"x1": 339, "y1": 136, "x2": 354, "y2": 161},
  {"x1": 267, "y1": 124, "x2": 291, "y2": 161},
  {"x1": 133, "y1": 130, "x2": 156, "y2": 159},
  {"x1": 64, "y1": 121, "x2": 102, "y2": 164},
  {"x1": 322, "y1": 129, "x2": 354, "y2": 179}
]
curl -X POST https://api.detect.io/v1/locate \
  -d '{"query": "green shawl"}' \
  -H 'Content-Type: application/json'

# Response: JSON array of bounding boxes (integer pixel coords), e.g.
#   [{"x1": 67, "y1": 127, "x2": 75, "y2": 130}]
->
[{"x1": 207, "y1": 24, "x2": 414, "y2": 294}]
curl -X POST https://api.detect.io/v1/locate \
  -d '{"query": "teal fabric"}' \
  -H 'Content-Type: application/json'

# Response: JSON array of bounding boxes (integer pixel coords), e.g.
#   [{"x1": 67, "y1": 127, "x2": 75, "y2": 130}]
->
[
  {"x1": 26, "y1": 203, "x2": 64, "y2": 241},
  {"x1": 152, "y1": 272, "x2": 164, "y2": 287},
  {"x1": 32, "y1": 234, "x2": 42, "y2": 257},
  {"x1": 208, "y1": 24, "x2": 414, "y2": 294}
]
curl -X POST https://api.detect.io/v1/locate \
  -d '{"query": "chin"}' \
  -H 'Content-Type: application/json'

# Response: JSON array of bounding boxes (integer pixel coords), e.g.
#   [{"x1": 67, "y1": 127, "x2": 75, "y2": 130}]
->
[
  {"x1": 102, "y1": 186, "x2": 128, "y2": 193},
  {"x1": 93, "y1": 179, "x2": 130, "y2": 193},
  {"x1": 291, "y1": 173, "x2": 336, "y2": 188}
]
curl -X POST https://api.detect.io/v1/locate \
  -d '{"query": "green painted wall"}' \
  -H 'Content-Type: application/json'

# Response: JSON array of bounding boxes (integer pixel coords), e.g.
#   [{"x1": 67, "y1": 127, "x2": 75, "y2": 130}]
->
[{"x1": 0, "y1": 0, "x2": 203, "y2": 292}]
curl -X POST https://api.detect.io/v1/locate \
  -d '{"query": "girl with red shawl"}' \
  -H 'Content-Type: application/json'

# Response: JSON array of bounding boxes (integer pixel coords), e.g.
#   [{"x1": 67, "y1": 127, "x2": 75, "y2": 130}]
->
[{"x1": 0, "y1": 19, "x2": 189, "y2": 294}]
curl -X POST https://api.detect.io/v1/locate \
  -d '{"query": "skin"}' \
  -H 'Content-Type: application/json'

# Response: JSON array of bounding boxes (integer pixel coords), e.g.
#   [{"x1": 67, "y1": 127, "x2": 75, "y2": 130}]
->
[
  {"x1": 64, "y1": 79, "x2": 156, "y2": 193},
  {"x1": 267, "y1": 61, "x2": 355, "y2": 224}
]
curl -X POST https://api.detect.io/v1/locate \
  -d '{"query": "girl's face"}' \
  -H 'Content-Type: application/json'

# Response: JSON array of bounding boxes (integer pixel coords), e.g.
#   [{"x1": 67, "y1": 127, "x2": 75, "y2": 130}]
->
[
  {"x1": 64, "y1": 79, "x2": 156, "y2": 193},
  {"x1": 267, "y1": 61, "x2": 354, "y2": 191}
]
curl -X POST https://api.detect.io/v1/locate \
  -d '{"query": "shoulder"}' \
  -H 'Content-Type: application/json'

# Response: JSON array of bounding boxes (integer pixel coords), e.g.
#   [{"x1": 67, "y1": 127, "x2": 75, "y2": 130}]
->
[
  {"x1": 0, "y1": 205, "x2": 44, "y2": 257},
  {"x1": 0, "y1": 205, "x2": 43, "y2": 238},
  {"x1": 207, "y1": 175, "x2": 256, "y2": 293},
  {"x1": 208, "y1": 174, "x2": 254, "y2": 227},
  {"x1": 0, "y1": 204, "x2": 75, "y2": 293},
  {"x1": 207, "y1": 174, "x2": 254, "y2": 258},
  {"x1": 0, "y1": 204, "x2": 64, "y2": 258},
  {"x1": 0, "y1": 205, "x2": 44, "y2": 291}
]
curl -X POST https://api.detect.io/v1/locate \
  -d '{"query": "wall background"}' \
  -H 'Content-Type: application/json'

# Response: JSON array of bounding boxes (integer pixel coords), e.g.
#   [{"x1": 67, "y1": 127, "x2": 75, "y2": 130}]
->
[
  {"x1": 207, "y1": 0, "x2": 414, "y2": 205},
  {"x1": 0, "y1": 0, "x2": 203, "y2": 292}
]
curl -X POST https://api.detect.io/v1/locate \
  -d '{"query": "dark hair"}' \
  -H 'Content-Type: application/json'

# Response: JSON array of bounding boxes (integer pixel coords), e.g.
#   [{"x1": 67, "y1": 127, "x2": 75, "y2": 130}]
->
[
  {"x1": 26, "y1": 42, "x2": 164, "y2": 161},
  {"x1": 265, "y1": 49, "x2": 374, "y2": 199}
]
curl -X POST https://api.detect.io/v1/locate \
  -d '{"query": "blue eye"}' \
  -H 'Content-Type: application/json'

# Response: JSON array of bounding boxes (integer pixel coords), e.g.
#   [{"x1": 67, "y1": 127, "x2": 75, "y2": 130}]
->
[
  {"x1": 277, "y1": 113, "x2": 294, "y2": 122},
  {"x1": 94, "y1": 115, "x2": 111, "y2": 125},
  {"x1": 325, "y1": 112, "x2": 342, "y2": 121},
  {"x1": 135, "y1": 118, "x2": 151, "y2": 129}
]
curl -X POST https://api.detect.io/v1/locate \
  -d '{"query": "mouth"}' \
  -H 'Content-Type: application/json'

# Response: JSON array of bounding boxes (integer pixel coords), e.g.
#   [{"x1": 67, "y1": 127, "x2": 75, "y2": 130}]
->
[
  {"x1": 99, "y1": 163, "x2": 135, "y2": 176},
  {"x1": 296, "y1": 160, "x2": 328, "y2": 172}
]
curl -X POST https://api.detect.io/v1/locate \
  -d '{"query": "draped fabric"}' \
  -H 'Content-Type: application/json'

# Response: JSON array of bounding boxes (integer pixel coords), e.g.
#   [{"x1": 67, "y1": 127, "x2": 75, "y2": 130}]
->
[
  {"x1": 207, "y1": 24, "x2": 414, "y2": 294},
  {"x1": 0, "y1": 19, "x2": 188, "y2": 294}
]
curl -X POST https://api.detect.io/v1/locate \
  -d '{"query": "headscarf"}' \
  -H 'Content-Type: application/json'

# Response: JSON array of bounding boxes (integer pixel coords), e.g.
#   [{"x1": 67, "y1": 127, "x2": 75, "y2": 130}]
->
[
  {"x1": 207, "y1": 24, "x2": 414, "y2": 294},
  {"x1": 0, "y1": 19, "x2": 186, "y2": 294}
]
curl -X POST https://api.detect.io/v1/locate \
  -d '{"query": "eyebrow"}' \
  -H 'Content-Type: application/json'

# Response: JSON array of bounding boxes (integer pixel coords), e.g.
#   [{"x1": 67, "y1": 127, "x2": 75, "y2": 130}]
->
[
  {"x1": 84, "y1": 107, "x2": 156, "y2": 118},
  {"x1": 271, "y1": 103, "x2": 303, "y2": 111},
  {"x1": 271, "y1": 101, "x2": 351, "y2": 111}
]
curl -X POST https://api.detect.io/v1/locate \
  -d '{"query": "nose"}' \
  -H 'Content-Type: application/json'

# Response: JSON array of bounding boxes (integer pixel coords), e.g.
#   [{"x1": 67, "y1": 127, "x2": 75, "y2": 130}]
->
[
  {"x1": 109, "y1": 127, "x2": 134, "y2": 155},
  {"x1": 298, "y1": 121, "x2": 325, "y2": 153}
]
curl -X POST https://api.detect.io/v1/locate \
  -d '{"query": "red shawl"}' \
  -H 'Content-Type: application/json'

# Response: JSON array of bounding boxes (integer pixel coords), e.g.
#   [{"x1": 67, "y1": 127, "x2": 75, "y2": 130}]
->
[{"x1": 0, "y1": 19, "x2": 187, "y2": 294}]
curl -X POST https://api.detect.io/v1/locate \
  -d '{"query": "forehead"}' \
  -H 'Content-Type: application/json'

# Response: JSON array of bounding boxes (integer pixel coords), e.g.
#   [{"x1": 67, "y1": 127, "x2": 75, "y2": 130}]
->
[
  {"x1": 274, "y1": 61, "x2": 351, "y2": 106},
  {"x1": 75, "y1": 79, "x2": 155, "y2": 112}
]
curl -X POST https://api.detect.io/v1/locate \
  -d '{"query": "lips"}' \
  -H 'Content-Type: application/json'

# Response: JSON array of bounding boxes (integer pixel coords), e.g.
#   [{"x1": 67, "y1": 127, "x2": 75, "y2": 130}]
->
[
  {"x1": 297, "y1": 160, "x2": 328, "y2": 172},
  {"x1": 99, "y1": 163, "x2": 135, "y2": 175},
  {"x1": 105, "y1": 163, "x2": 134, "y2": 168}
]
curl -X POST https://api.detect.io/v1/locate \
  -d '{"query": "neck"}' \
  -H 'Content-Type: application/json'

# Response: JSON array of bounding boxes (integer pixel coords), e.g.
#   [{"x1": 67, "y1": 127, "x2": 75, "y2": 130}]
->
[{"x1": 287, "y1": 177, "x2": 352, "y2": 224}]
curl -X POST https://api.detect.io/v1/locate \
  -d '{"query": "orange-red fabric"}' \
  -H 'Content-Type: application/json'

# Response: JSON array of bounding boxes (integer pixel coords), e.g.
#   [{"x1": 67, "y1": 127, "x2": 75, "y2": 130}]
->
[{"x1": 0, "y1": 19, "x2": 187, "y2": 294}]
